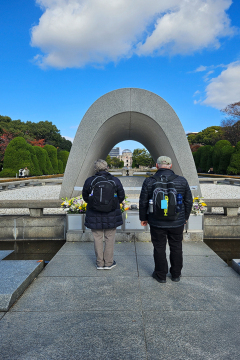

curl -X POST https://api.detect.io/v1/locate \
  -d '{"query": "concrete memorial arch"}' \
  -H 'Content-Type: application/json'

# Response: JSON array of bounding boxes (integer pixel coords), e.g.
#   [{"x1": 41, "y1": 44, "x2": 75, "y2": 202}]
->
[{"x1": 60, "y1": 88, "x2": 200, "y2": 199}]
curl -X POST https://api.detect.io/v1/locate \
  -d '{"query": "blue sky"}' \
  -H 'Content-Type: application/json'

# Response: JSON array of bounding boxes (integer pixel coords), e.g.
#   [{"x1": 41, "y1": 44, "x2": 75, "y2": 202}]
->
[{"x1": 1, "y1": 0, "x2": 240, "y2": 153}]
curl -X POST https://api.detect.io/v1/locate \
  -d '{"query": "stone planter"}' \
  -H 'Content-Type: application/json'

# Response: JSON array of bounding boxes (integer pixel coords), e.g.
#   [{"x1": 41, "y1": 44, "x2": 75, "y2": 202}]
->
[
  {"x1": 66, "y1": 214, "x2": 84, "y2": 230},
  {"x1": 187, "y1": 214, "x2": 203, "y2": 230}
]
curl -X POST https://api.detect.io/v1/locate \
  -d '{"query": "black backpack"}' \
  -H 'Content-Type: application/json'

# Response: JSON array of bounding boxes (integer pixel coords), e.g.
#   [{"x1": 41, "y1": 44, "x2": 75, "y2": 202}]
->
[
  {"x1": 88, "y1": 174, "x2": 118, "y2": 212},
  {"x1": 152, "y1": 174, "x2": 179, "y2": 221}
]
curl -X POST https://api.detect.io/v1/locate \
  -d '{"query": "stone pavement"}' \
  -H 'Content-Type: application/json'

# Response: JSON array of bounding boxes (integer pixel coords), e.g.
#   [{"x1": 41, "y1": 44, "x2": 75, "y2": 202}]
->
[{"x1": 0, "y1": 241, "x2": 240, "y2": 360}]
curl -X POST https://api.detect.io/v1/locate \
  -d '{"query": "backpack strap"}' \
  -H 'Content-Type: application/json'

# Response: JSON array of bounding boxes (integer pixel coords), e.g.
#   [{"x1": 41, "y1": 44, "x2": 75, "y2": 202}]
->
[
  {"x1": 168, "y1": 174, "x2": 178, "y2": 181},
  {"x1": 90, "y1": 173, "x2": 117, "y2": 192}
]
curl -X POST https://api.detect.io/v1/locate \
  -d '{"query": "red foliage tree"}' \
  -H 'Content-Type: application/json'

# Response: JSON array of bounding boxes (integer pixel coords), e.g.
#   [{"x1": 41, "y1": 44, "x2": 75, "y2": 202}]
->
[
  {"x1": 0, "y1": 129, "x2": 15, "y2": 162},
  {"x1": 190, "y1": 144, "x2": 202, "y2": 153},
  {"x1": 29, "y1": 139, "x2": 45, "y2": 147}
]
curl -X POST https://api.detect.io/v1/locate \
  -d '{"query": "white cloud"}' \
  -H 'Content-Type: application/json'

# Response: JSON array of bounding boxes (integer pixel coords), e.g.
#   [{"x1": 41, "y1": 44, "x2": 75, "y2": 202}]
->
[
  {"x1": 195, "y1": 65, "x2": 208, "y2": 72},
  {"x1": 31, "y1": 0, "x2": 235, "y2": 68},
  {"x1": 193, "y1": 90, "x2": 200, "y2": 96},
  {"x1": 63, "y1": 136, "x2": 74, "y2": 143},
  {"x1": 202, "y1": 61, "x2": 240, "y2": 109}
]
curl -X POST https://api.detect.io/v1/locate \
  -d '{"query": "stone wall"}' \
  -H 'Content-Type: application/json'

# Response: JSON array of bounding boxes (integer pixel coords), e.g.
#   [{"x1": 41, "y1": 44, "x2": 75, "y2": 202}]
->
[
  {"x1": 0, "y1": 215, "x2": 66, "y2": 241},
  {"x1": 204, "y1": 214, "x2": 240, "y2": 239}
]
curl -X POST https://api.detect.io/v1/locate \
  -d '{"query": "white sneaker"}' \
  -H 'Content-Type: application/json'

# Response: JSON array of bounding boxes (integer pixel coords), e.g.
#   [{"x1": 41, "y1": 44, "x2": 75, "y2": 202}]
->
[
  {"x1": 104, "y1": 261, "x2": 117, "y2": 270},
  {"x1": 96, "y1": 265, "x2": 105, "y2": 270}
]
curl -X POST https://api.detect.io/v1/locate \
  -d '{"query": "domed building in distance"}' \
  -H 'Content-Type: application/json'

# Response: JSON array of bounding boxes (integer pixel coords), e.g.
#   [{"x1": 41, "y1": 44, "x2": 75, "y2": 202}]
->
[{"x1": 118, "y1": 149, "x2": 133, "y2": 168}]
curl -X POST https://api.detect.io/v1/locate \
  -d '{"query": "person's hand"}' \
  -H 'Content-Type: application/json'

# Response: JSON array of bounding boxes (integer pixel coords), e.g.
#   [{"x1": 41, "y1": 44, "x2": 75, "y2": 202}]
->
[{"x1": 141, "y1": 221, "x2": 148, "y2": 226}]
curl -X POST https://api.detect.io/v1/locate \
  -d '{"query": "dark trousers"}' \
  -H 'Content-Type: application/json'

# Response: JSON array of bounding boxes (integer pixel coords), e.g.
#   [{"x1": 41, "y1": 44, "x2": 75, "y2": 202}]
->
[{"x1": 150, "y1": 225, "x2": 184, "y2": 280}]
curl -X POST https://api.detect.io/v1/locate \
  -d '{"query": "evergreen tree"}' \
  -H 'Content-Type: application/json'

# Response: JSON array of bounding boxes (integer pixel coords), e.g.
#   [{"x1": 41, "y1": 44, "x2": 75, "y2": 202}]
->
[
  {"x1": 199, "y1": 145, "x2": 212, "y2": 173},
  {"x1": 218, "y1": 145, "x2": 235, "y2": 174},
  {"x1": 44, "y1": 145, "x2": 59, "y2": 173},
  {"x1": 206, "y1": 146, "x2": 214, "y2": 172},
  {"x1": 212, "y1": 140, "x2": 231, "y2": 173},
  {"x1": 44, "y1": 149, "x2": 54, "y2": 174},
  {"x1": 227, "y1": 141, "x2": 240, "y2": 174},
  {"x1": 0, "y1": 137, "x2": 34, "y2": 177},
  {"x1": 58, "y1": 159, "x2": 63, "y2": 174},
  {"x1": 58, "y1": 150, "x2": 69, "y2": 172},
  {"x1": 34, "y1": 146, "x2": 48, "y2": 175},
  {"x1": 193, "y1": 146, "x2": 205, "y2": 171}
]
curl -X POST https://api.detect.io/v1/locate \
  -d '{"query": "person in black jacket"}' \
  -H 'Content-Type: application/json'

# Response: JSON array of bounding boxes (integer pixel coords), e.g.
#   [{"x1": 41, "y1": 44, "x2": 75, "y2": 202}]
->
[
  {"x1": 82, "y1": 159, "x2": 125, "y2": 270},
  {"x1": 139, "y1": 156, "x2": 193, "y2": 283}
]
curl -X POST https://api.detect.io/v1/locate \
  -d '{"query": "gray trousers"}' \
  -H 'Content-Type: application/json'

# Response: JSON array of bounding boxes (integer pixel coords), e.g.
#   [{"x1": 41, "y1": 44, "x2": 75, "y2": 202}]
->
[{"x1": 91, "y1": 228, "x2": 116, "y2": 267}]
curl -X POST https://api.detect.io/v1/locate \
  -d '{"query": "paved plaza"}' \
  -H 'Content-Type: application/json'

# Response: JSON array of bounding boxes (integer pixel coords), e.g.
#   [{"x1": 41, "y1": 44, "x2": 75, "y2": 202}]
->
[{"x1": 0, "y1": 241, "x2": 240, "y2": 359}]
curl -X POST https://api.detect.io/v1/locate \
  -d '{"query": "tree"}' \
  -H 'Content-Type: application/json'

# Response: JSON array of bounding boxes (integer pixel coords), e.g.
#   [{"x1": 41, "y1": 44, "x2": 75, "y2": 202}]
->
[
  {"x1": 29, "y1": 139, "x2": 45, "y2": 147},
  {"x1": 194, "y1": 126, "x2": 224, "y2": 145},
  {"x1": 0, "y1": 129, "x2": 15, "y2": 162},
  {"x1": 212, "y1": 140, "x2": 231, "y2": 173},
  {"x1": 193, "y1": 146, "x2": 205, "y2": 171},
  {"x1": 221, "y1": 102, "x2": 240, "y2": 145},
  {"x1": 199, "y1": 145, "x2": 213, "y2": 173},
  {"x1": 111, "y1": 157, "x2": 124, "y2": 168},
  {"x1": 58, "y1": 159, "x2": 63, "y2": 173},
  {"x1": 218, "y1": 145, "x2": 235, "y2": 174},
  {"x1": 0, "y1": 137, "x2": 36, "y2": 177},
  {"x1": 29, "y1": 146, "x2": 42, "y2": 176},
  {"x1": 34, "y1": 146, "x2": 49, "y2": 174},
  {"x1": 227, "y1": 141, "x2": 240, "y2": 174},
  {"x1": 132, "y1": 149, "x2": 154, "y2": 168},
  {"x1": 206, "y1": 146, "x2": 214, "y2": 172},
  {"x1": 105, "y1": 155, "x2": 111, "y2": 168},
  {"x1": 221, "y1": 101, "x2": 240, "y2": 119},
  {"x1": 187, "y1": 133, "x2": 197, "y2": 145},
  {"x1": 44, "y1": 145, "x2": 59, "y2": 173},
  {"x1": 0, "y1": 116, "x2": 72, "y2": 152},
  {"x1": 190, "y1": 144, "x2": 202, "y2": 153},
  {"x1": 58, "y1": 150, "x2": 69, "y2": 172}
]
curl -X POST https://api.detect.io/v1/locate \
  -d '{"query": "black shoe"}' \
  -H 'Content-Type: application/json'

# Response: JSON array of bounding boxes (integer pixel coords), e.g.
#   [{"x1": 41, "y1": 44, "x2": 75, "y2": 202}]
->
[
  {"x1": 171, "y1": 276, "x2": 180, "y2": 282},
  {"x1": 104, "y1": 261, "x2": 117, "y2": 270},
  {"x1": 152, "y1": 271, "x2": 166, "y2": 283}
]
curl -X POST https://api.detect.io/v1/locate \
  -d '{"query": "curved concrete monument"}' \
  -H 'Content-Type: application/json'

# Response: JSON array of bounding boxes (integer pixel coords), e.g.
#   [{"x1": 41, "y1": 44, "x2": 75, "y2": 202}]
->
[{"x1": 60, "y1": 88, "x2": 200, "y2": 198}]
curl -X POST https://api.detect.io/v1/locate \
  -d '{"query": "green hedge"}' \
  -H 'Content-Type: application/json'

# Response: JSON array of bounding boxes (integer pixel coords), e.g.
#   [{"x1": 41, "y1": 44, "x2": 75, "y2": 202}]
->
[
  {"x1": 212, "y1": 140, "x2": 231, "y2": 173},
  {"x1": 34, "y1": 146, "x2": 49, "y2": 175},
  {"x1": 199, "y1": 145, "x2": 213, "y2": 173},
  {"x1": 29, "y1": 146, "x2": 42, "y2": 176},
  {"x1": 58, "y1": 159, "x2": 63, "y2": 173},
  {"x1": 0, "y1": 137, "x2": 36, "y2": 177},
  {"x1": 218, "y1": 145, "x2": 235, "y2": 174},
  {"x1": 44, "y1": 145, "x2": 59, "y2": 174},
  {"x1": 44, "y1": 149, "x2": 54, "y2": 174},
  {"x1": 227, "y1": 151, "x2": 240, "y2": 175},
  {"x1": 57, "y1": 150, "x2": 69, "y2": 172},
  {"x1": 193, "y1": 146, "x2": 205, "y2": 171}
]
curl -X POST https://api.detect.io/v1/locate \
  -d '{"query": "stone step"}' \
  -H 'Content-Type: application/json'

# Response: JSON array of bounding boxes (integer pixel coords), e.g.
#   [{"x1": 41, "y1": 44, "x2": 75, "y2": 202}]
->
[{"x1": 0, "y1": 260, "x2": 44, "y2": 311}]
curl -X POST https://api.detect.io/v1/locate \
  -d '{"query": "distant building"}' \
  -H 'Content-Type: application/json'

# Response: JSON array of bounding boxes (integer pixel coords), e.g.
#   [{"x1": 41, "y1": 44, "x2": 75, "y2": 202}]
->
[
  {"x1": 109, "y1": 147, "x2": 120, "y2": 158},
  {"x1": 118, "y1": 149, "x2": 133, "y2": 167}
]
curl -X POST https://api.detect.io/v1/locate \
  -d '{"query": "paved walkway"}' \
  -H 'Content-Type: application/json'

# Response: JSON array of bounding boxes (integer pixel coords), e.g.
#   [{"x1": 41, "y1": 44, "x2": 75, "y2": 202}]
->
[{"x1": 0, "y1": 241, "x2": 240, "y2": 359}]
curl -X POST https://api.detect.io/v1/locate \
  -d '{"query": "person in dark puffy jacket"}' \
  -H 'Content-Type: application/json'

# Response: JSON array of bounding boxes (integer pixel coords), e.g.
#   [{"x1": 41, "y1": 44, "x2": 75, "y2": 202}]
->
[
  {"x1": 82, "y1": 159, "x2": 125, "y2": 270},
  {"x1": 139, "y1": 156, "x2": 193, "y2": 283}
]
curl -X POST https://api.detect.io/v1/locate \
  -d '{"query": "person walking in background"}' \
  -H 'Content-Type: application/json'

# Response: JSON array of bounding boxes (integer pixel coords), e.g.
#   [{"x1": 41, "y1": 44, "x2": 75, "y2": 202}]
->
[
  {"x1": 82, "y1": 159, "x2": 125, "y2": 270},
  {"x1": 139, "y1": 156, "x2": 192, "y2": 283}
]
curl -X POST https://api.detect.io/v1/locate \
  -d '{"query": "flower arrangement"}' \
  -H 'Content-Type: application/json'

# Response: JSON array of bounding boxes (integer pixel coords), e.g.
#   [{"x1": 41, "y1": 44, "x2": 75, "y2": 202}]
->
[
  {"x1": 191, "y1": 196, "x2": 207, "y2": 215},
  {"x1": 120, "y1": 196, "x2": 130, "y2": 213},
  {"x1": 61, "y1": 196, "x2": 87, "y2": 214}
]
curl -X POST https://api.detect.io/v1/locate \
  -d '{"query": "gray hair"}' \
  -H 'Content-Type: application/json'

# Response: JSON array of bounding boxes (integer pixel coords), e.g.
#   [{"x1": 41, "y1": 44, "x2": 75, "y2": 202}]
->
[{"x1": 94, "y1": 159, "x2": 108, "y2": 172}]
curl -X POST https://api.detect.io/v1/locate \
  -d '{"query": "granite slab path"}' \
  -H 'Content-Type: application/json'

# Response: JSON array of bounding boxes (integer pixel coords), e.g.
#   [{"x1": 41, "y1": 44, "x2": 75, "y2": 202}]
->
[{"x1": 0, "y1": 241, "x2": 239, "y2": 360}]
